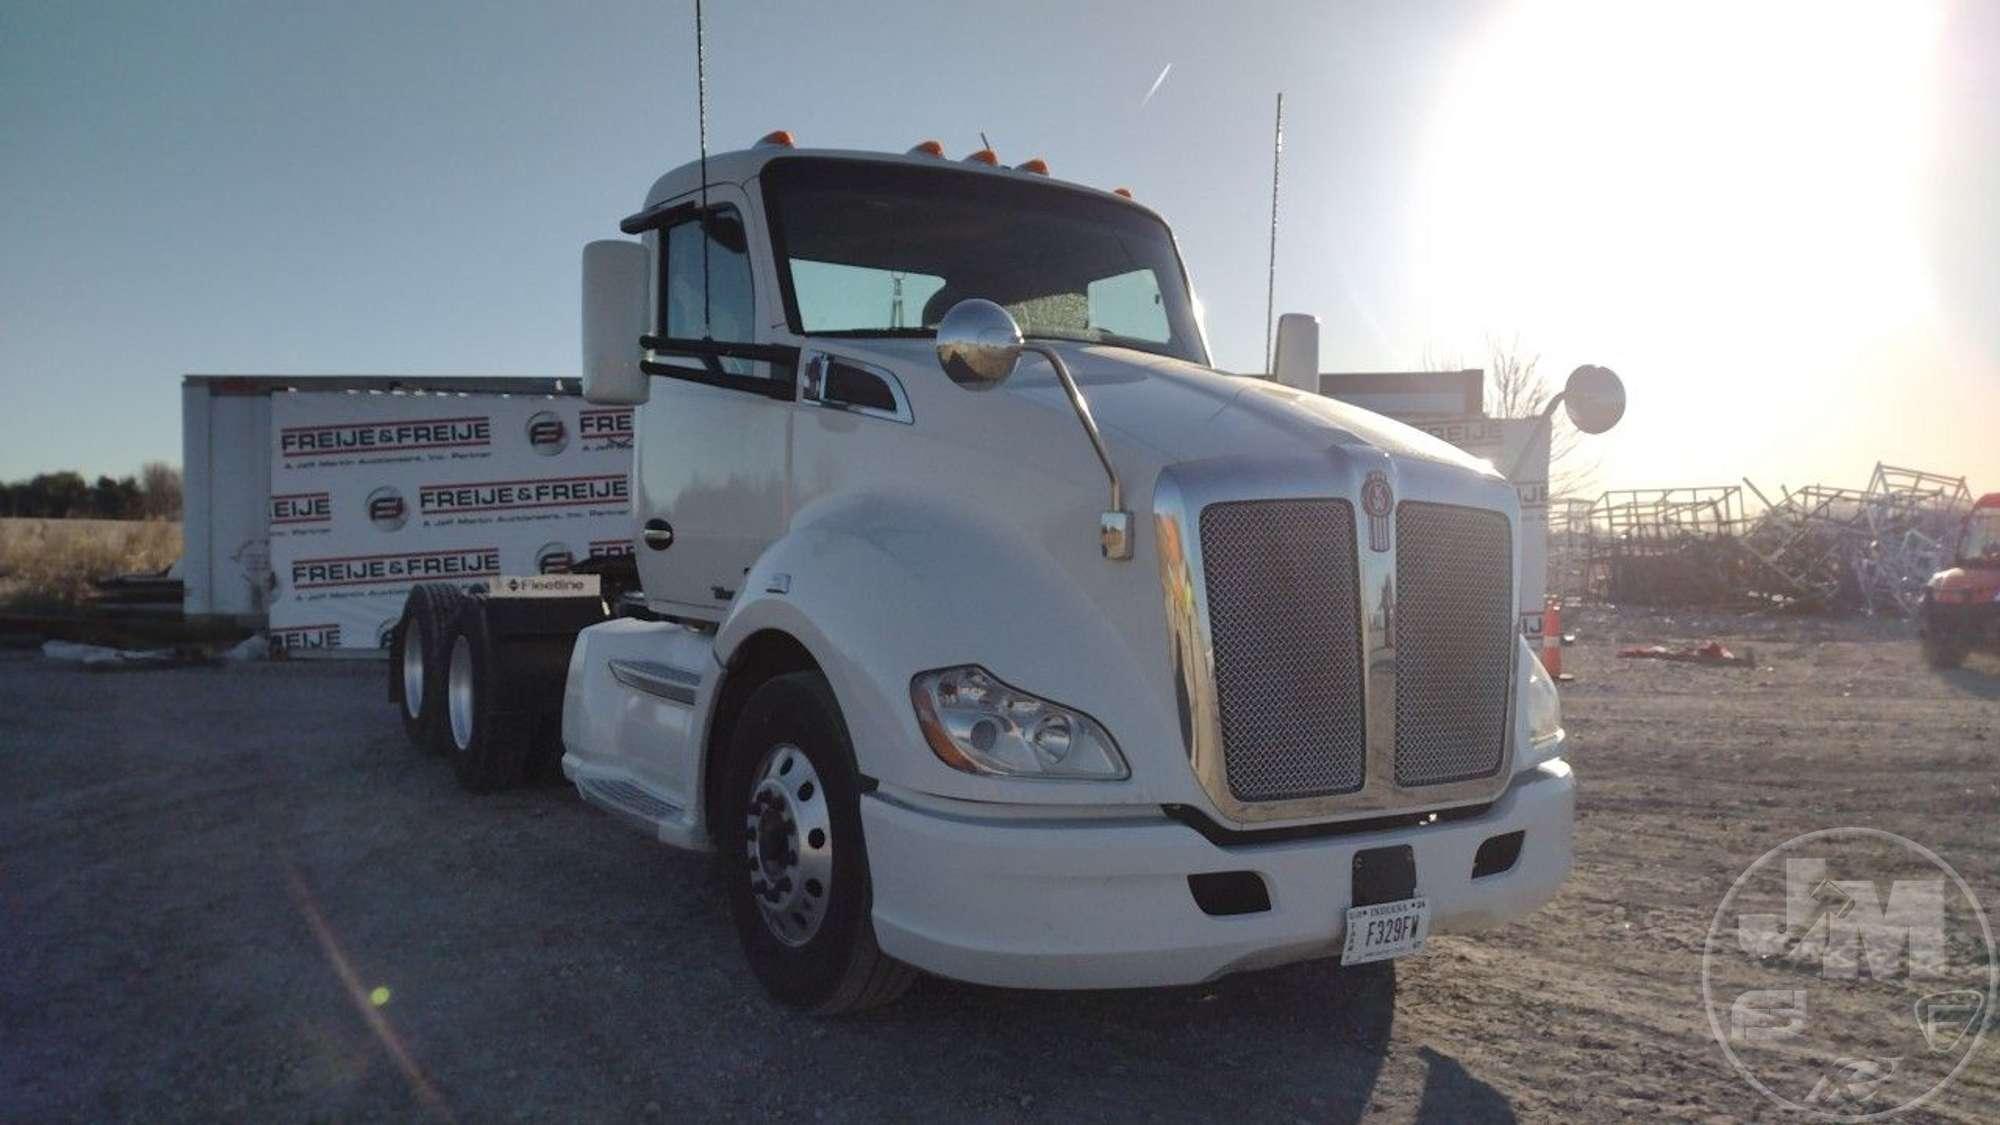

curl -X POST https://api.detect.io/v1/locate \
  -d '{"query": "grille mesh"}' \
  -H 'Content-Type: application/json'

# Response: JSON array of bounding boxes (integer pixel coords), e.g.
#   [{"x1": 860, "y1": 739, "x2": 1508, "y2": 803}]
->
[
  {"x1": 1199, "y1": 499, "x2": 1365, "y2": 800},
  {"x1": 1394, "y1": 503, "x2": 1514, "y2": 786}
]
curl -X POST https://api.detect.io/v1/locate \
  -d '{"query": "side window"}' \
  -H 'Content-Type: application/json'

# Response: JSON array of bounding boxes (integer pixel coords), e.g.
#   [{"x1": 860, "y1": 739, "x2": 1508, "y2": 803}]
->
[
  {"x1": 660, "y1": 207, "x2": 757, "y2": 377},
  {"x1": 1086, "y1": 269, "x2": 1169, "y2": 343}
]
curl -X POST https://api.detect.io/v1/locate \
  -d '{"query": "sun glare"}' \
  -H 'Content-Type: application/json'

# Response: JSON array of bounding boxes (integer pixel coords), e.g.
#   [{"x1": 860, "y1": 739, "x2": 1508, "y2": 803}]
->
[{"x1": 1415, "y1": 0, "x2": 1947, "y2": 454}]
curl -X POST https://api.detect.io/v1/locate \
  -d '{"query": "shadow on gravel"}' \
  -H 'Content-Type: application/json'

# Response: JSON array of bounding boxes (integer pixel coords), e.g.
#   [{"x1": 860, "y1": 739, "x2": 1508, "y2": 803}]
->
[
  {"x1": 799, "y1": 947, "x2": 1514, "y2": 1122},
  {"x1": 668, "y1": 834, "x2": 1514, "y2": 1122},
  {"x1": 626, "y1": 851, "x2": 1517, "y2": 1122},
  {"x1": 1414, "y1": 1047, "x2": 1516, "y2": 1123},
  {"x1": 1937, "y1": 663, "x2": 2000, "y2": 699},
  {"x1": 881, "y1": 963, "x2": 1399, "y2": 1120}
]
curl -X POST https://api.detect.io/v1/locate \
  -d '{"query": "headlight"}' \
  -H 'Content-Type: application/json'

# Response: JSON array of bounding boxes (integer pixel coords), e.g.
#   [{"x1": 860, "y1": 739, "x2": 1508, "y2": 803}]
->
[
  {"x1": 1519, "y1": 639, "x2": 1563, "y2": 768},
  {"x1": 910, "y1": 665, "x2": 1128, "y2": 780}
]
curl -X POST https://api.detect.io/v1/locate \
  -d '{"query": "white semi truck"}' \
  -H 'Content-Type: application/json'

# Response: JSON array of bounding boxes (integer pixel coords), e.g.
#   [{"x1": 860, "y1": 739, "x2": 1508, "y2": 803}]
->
[{"x1": 387, "y1": 134, "x2": 1625, "y2": 1013}]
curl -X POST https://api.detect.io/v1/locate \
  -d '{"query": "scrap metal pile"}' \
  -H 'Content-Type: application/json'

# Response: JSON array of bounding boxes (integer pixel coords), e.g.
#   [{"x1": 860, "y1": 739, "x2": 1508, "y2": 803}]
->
[{"x1": 1551, "y1": 463, "x2": 1974, "y2": 614}]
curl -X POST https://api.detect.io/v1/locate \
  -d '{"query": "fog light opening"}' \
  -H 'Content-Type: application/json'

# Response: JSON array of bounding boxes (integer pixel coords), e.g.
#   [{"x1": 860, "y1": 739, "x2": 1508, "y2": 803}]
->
[
  {"x1": 1472, "y1": 830, "x2": 1525, "y2": 879},
  {"x1": 1188, "y1": 871, "x2": 1271, "y2": 916}
]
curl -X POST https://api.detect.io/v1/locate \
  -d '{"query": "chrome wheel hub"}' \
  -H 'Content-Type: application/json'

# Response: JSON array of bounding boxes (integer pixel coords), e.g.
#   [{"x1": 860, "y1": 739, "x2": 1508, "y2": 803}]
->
[
  {"x1": 743, "y1": 743, "x2": 833, "y2": 947},
  {"x1": 401, "y1": 620, "x2": 425, "y2": 719},
  {"x1": 447, "y1": 634, "x2": 474, "y2": 751}
]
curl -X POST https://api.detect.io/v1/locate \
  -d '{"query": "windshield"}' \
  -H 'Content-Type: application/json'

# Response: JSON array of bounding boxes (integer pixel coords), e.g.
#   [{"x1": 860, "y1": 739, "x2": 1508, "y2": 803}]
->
[
  {"x1": 1961, "y1": 508, "x2": 2000, "y2": 563},
  {"x1": 762, "y1": 157, "x2": 1207, "y2": 364}
]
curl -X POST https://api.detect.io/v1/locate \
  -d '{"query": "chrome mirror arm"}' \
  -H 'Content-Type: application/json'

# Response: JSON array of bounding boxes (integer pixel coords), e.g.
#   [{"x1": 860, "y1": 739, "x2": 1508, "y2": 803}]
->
[{"x1": 1023, "y1": 343, "x2": 1133, "y2": 560}]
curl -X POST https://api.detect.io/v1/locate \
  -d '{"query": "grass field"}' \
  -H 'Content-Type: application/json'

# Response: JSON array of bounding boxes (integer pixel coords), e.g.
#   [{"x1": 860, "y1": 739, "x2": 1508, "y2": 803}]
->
[{"x1": 0, "y1": 518, "x2": 182, "y2": 609}]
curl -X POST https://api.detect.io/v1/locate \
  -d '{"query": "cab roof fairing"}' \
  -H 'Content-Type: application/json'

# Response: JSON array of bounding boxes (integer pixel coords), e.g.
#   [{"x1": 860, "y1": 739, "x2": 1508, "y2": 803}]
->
[{"x1": 618, "y1": 147, "x2": 1166, "y2": 235}]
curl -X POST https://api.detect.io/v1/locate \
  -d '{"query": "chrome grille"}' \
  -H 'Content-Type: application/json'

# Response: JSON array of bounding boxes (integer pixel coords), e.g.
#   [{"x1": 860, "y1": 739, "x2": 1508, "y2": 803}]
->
[
  {"x1": 1198, "y1": 499, "x2": 1366, "y2": 801},
  {"x1": 1394, "y1": 502, "x2": 1514, "y2": 786}
]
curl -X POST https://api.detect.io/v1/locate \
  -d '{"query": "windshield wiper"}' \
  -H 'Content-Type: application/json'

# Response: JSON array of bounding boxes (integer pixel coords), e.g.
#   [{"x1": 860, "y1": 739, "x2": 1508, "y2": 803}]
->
[
  {"x1": 1019, "y1": 329, "x2": 1184, "y2": 363},
  {"x1": 801, "y1": 327, "x2": 935, "y2": 339}
]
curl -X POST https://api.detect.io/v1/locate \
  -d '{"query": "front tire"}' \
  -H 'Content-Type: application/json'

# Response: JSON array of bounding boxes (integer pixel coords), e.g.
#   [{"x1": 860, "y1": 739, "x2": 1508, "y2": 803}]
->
[
  {"x1": 1922, "y1": 627, "x2": 1968, "y2": 670},
  {"x1": 723, "y1": 672, "x2": 914, "y2": 1014}
]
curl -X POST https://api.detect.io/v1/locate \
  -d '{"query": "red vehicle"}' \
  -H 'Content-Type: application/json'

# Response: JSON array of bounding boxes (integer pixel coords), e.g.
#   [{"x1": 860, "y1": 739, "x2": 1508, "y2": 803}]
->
[{"x1": 1920, "y1": 492, "x2": 2000, "y2": 668}]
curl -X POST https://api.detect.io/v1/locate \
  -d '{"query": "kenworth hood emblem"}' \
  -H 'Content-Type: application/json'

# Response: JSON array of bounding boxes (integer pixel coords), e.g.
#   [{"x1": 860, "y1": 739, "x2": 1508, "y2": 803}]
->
[{"x1": 1362, "y1": 471, "x2": 1394, "y2": 552}]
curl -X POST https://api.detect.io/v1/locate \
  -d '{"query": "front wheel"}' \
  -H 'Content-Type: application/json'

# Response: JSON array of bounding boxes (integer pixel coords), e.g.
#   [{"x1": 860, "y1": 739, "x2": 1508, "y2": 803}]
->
[
  {"x1": 1921, "y1": 627, "x2": 1968, "y2": 670},
  {"x1": 722, "y1": 672, "x2": 914, "y2": 1014}
]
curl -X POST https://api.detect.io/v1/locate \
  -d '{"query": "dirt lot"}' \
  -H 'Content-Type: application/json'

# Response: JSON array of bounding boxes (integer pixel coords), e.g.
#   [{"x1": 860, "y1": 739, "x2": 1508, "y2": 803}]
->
[{"x1": 3, "y1": 607, "x2": 1995, "y2": 1122}]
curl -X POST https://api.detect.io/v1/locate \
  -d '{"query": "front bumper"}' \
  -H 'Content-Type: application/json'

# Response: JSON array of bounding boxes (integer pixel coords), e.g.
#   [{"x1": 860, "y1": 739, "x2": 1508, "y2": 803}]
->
[{"x1": 862, "y1": 759, "x2": 1574, "y2": 989}]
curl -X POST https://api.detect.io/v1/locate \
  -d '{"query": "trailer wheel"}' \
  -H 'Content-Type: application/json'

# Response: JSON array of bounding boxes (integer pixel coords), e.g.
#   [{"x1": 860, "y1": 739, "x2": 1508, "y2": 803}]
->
[
  {"x1": 723, "y1": 671, "x2": 914, "y2": 1014},
  {"x1": 442, "y1": 601, "x2": 531, "y2": 792},
  {"x1": 389, "y1": 584, "x2": 467, "y2": 753}
]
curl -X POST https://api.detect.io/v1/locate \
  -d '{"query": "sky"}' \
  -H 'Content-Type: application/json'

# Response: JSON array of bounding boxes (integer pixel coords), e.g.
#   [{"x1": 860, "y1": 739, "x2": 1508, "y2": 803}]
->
[{"x1": 3, "y1": 0, "x2": 1995, "y2": 498}]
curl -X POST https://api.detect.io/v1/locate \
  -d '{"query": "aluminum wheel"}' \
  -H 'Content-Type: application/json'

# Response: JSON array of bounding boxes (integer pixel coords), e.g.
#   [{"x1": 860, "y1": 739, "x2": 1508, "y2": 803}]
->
[
  {"x1": 447, "y1": 634, "x2": 475, "y2": 752},
  {"x1": 401, "y1": 619, "x2": 426, "y2": 719},
  {"x1": 743, "y1": 742, "x2": 834, "y2": 947}
]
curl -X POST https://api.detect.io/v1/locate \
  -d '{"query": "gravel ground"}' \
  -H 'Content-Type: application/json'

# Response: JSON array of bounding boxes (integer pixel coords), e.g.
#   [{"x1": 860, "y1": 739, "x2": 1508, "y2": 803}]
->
[{"x1": 2, "y1": 608, "x2": 1995, "y2": 1122}]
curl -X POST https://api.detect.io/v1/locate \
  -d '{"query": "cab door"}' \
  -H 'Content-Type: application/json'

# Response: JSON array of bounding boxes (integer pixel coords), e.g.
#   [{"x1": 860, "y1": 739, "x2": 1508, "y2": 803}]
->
[{"x1": 632, "y1": 186, "x2": 793, "y2": 619}]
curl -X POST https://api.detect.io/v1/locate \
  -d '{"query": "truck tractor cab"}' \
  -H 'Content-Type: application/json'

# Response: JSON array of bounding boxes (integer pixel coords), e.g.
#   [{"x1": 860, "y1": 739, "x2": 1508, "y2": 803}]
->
[
  {"x1": 396, "y1": 134, "x2": 1623, "y2": 1013},
  {"x1": 1920, "y1": 493, "x2": 2000, "y2": 669}
]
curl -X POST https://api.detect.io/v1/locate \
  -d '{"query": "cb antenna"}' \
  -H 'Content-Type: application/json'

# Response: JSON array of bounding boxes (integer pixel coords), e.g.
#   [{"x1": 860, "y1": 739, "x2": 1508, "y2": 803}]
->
[
  {"x1": 695, "y1": 0, "x2": 711, "y2": 336},
  {"x1": 1263, "y1": 91, "x2": 1283, "y2": 375}
]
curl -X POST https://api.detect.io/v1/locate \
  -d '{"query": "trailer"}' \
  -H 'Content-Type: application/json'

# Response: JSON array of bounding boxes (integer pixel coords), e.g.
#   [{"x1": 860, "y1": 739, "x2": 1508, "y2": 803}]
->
[{"x1": 179, "y1": 374, "x2": 621, "y2": 650}]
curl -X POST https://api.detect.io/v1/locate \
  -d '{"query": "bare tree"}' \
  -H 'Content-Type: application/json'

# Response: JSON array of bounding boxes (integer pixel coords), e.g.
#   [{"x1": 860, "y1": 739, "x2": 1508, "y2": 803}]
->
[
  {"x1": 139, "y1": 462, "x2": 183, "y2": 520},
  {"x1": 1490, "y1": 337, "x2": 1599, "y2": 500},
  {"x1": 1484, "y1": 336, "x2": 1549, "y2": 419},
  {"x1": 1428, "y1": 337, "x2": 1598, "y2": 500}
]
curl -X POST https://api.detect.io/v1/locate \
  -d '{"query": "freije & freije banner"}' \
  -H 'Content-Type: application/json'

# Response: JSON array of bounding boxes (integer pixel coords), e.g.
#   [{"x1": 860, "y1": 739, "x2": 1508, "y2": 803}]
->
[{"x1": 266, "y1": 392, "x2": 635, "y2": 652}]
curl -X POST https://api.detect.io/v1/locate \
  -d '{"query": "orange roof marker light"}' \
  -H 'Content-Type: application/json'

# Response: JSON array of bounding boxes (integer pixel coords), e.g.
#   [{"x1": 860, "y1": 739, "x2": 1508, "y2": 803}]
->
[
  {"x1": 1015, "y1": 158, "x2": 1050, "y2": 175},
  {"x1": 755, "y1": 130, "x2": 796, "y2": 149},
  {"x1": 962, "y1": 148, "x2": 1000, "y2": 166},
  {"x1": 1112, "y1": 187, "x2": 1134, "y2": 198},
  {"x1": 907, "y1": 140, "x2": 946, "y2": 157}
]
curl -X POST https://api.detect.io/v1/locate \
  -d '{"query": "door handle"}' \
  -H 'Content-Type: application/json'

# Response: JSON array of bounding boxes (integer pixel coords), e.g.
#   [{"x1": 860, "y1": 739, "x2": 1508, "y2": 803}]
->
[
  {"x1": 799, "y1": 352, "x2": 827, "y2": 403},
  {"x1": 642, "y1": 519, "x2": 674, "y2": 551}
]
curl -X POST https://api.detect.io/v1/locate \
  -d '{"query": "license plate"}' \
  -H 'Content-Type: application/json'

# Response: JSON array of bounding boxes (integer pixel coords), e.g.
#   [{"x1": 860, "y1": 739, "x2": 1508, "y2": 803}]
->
[{"x1": 1341, "y1": 896, "x2": 1430, "y2": 965}]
